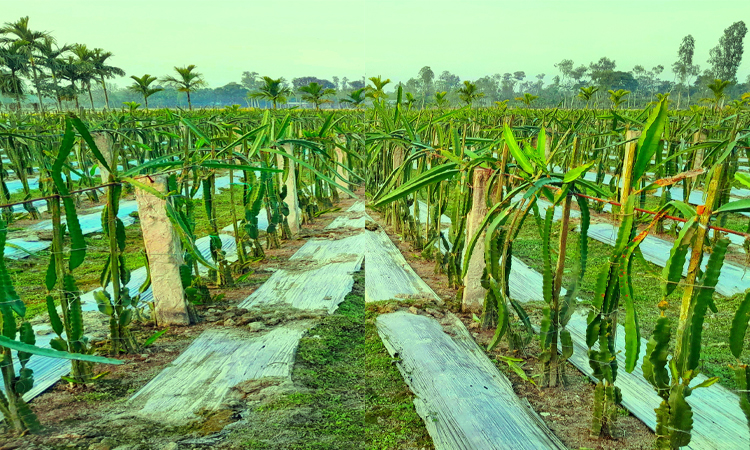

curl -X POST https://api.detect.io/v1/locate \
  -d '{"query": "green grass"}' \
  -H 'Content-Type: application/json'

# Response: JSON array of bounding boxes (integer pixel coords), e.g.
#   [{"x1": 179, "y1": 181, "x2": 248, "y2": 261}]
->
[
  {"x1": 365, "y1": 301, "x2": 434, "y2": 450},
  {"x1": 233, "y1": 272, "x2": 433, "y2": 449},
  {"x1": 8, "y1": 224, "x2": 149, "y2": 318}
]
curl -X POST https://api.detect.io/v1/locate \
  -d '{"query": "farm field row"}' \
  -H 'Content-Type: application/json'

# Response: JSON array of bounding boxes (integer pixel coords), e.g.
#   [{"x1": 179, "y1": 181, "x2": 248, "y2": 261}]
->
[{"x1": 1, "y1": 101, "x2": 749, "y2": 449}]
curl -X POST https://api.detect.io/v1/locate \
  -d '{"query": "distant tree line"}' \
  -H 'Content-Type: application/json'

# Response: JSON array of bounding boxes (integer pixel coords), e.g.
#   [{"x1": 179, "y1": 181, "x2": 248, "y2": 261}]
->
[{"x1": 1, "y1": 16, "x2": 748, "y2": 111}]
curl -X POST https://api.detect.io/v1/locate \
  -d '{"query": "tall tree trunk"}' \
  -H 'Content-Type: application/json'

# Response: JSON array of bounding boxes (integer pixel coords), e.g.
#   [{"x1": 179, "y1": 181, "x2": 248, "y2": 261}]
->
[
  {"x1": 101, "y1": 75, "x2": 110, "y2": 109},
  {"x1": 51, "y1": 70, "x2": 63, "y2": 111},
  {"x1": 187, "y1": 90, "x2": 192, "y2": 110},
  {"x1": 11, "y1": 69, "x2": 21, "y2": 110},
  {"x1": 87, "y1": 83, "x2": 95, "y2": 110},
  {"x1": 30, "y1": 62, "x2": 44, "y2": 112}
]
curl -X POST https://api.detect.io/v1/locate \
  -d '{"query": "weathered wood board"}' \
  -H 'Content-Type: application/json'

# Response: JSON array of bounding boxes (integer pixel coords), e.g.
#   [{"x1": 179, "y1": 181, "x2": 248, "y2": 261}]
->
[
  {"x1": 128, "y1": 324, "x2": 309, "y2": 423},
  {"x1": 376, "y1": 311, "x2": 565, "y2": 450},
  {"x1": 364, "y1": 228, "x2": 439, "y2": 303}
]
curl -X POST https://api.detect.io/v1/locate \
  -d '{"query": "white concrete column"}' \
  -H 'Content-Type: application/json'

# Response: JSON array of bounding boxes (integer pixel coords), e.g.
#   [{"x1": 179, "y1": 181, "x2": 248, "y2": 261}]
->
[
  {"x1": 92, "y1": 132, "x2": 114, "y2": 183},
  {"x1": 462, "y1": 168, "x2": 491, "y2": 312},
  {"x1": 135, "y1": 175, "x2": 192, "y2": 325},
  {"x1": 278, "y1": 145, "x2": 301, "y2": 234},
  {"x1": 334, "y1": 146, "x2": 351, "y2": 198}
]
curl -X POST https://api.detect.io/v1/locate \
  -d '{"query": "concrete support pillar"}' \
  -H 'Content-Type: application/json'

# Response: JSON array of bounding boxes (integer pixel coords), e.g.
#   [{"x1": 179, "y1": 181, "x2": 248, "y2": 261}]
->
[
  {"x1": 278, "y1": 145, "x2": 301, "y2": 234},
  {"x1": 92, "y1": 132, "x2": 114, "y2": 183},
  {"x1": 691, "y1": 131, "x2": 707, "y2": 178},
  {"x1": 135, "y1": 175, "x2": 193, "y2": 325},
  {"x1": 462, "y1": 168, "x2": 492, "y2": 312},
  {"x1": 334, "y1": 146, "x2": 351, "y2": 198}
]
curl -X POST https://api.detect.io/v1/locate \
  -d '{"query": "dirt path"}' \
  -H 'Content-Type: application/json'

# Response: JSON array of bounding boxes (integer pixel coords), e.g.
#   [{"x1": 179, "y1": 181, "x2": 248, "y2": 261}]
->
[{"x1": 0, "y1": 198, "x2": 362, "y2": 449}]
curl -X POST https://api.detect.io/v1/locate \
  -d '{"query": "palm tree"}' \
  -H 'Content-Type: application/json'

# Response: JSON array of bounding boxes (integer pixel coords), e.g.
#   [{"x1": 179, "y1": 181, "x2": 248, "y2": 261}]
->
[
  {"x1": 0, "y1": 41, "x2": 29, "y2": 109},
  {"x1": 457, "y1": 80, "x2": 484, "y2": 107},
  {"x1": 514, "y1": 92, "x2": 539, "y2": 107},
  {"x1": 128, "y1": 74, "x2": 163, "y2": 110},
  {"x1": 0, "y1": 16, "x2": 50, "y2": 110},
  {"x1": 298, "y1": 82, "x2": 335, "y2": 110},
  {"x1": 434, "y1": 91, "x2": 449, "y2": 108},
  {"x1": 248, "y1": 76, "x2": 291, "y2": 109},
  {"x1": 577, "y1": 85, "x2": 599, "y2": 108},
  {"x1": 36, "y1": 37, "x2": 69, "y2": 111},
  {"x1": 70, "y1": 44, "x2": 97, "y2": 110},
  {"x1": 339, "y1": 87, "x2": 366, "y2": 108},
  {"x1": 0, "y1": 70, "x2": 24, "y2": 110},
  {"x1": 704, "y1": 79, "x2": 731, "y2": 111},
  {"x1": 403, "y1": 92, "x2": 418, "y2": 109},
  {"x1": 122, "y1": 101, "x2": 140, "y2": 113},
  {"x1": 161, "y1": 65, "x2": 206, "y2": 110},
  {"x1": 607, "y1": 89, "x2": 630, "y2": 109},
  {"x1": 56, "y1": 55, "x2": 85, "y2": 109},
  {"x1": 91, "y1": 48, "x2": 124, "y2": 109},
  {"x1": 366, "y1": 76, "x2": 391, "y2": 102},
  {"x1": 494, "y1": 99, "x2": 509, "y2": 111}
]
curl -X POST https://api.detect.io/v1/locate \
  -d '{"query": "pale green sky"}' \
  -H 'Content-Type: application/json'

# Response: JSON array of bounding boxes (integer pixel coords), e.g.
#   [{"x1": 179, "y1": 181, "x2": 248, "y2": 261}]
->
[{"x1": 5, "y1": 0, "x2": 750, "y2": 87}]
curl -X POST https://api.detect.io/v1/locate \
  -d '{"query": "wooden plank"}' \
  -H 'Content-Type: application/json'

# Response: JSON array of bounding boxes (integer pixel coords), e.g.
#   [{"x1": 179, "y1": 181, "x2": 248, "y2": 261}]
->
[
  {"x1": 239, "y1": 233, "x2": 364, "y2": 313},
  {"x1": 376, "y1": 311, "x2": 566, "y2": 450},
  {"x1": 364, "y1": 228, "x2": 439, "y2": 303},
  {"x1": 128, "y1": 324, "x2": 310, "y2": 423}
]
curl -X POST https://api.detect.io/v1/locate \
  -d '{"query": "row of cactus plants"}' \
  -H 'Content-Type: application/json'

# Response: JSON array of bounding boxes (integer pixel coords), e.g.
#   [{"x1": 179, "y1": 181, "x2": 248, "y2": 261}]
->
[
  {"x1": 367, "y1": 90, "x2": 750, "y2": 448},
  {"x1": 0, "y1": 108, "x2": 363, "y2": 435}
]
